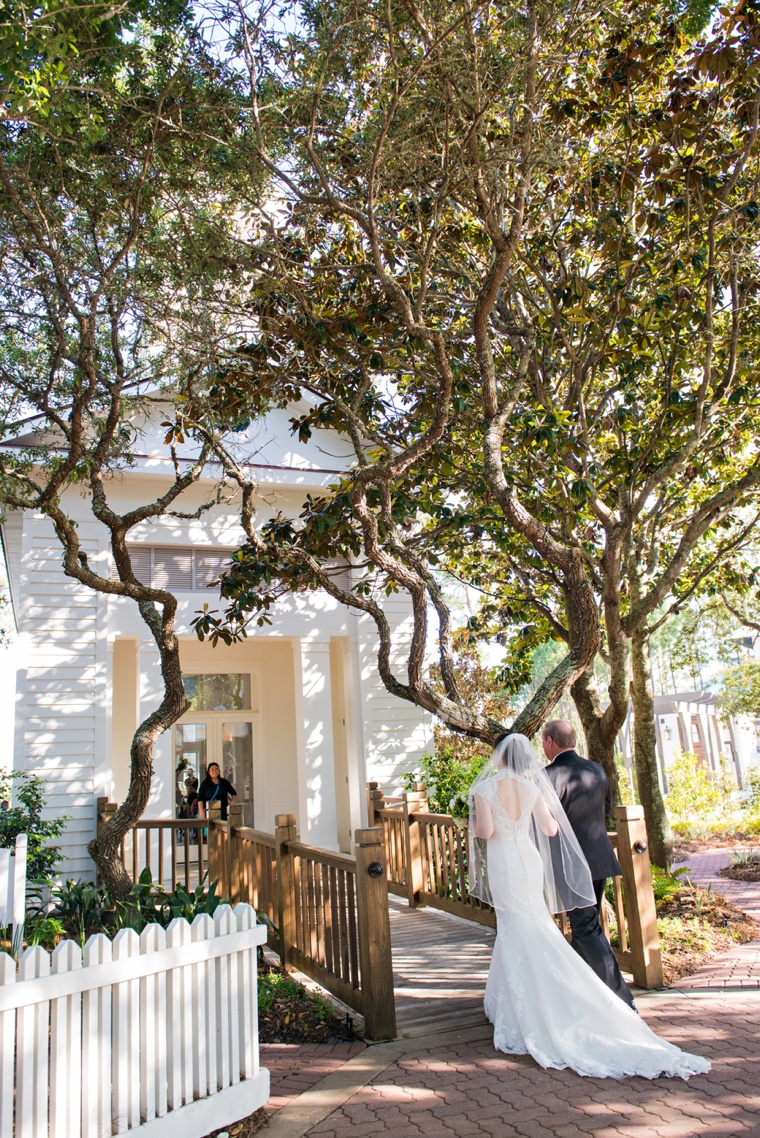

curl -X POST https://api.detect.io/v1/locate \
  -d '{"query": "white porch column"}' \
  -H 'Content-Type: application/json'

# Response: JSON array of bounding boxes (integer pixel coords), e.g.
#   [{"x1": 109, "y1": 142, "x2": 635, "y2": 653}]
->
[
  {"x1": 293, "y1": 637, "x2": 339, "y2": 849},
  {"x1": 138, "y1": 642, "x2": 173, "y2": 819}
]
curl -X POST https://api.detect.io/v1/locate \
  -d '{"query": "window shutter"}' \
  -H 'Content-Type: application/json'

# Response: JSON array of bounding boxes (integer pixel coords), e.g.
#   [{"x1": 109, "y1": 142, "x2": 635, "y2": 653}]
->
[
  {"x1": 195, "y1": 549, "x2": 233, "y2": 589},
  {"x1": 152, "y1": 546, "x2": 193, "y2": 590},
  {"x1": 110, "y1": 544, "x2": 152, "y2": 583},
  {"x1": 110, "y1": 543, "x2": 235, "y2": 590},
  {"x1": 322, "y1": 559, "x2": 352, "y2": 593}
]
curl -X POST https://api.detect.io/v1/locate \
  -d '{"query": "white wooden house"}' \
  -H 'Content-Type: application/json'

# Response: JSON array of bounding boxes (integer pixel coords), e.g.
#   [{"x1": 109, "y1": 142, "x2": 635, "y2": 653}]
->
[{"x1": 1, "y1": 403, "x2": 433, "y2": 879}]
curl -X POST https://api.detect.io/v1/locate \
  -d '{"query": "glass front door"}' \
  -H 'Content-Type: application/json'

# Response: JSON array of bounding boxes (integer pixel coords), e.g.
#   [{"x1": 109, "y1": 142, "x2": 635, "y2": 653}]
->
[{"x1": 174, "y1": 673, "x2": 255, "y2": 825}]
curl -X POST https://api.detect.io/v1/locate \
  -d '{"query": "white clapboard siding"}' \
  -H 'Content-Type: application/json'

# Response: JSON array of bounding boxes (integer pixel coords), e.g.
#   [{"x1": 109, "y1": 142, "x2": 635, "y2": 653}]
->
[
  {"x1": 16, "y1": 525, "x2": 104, "y2": 876},
  {"x1": 0, "y1": 904, "x2": 269, "y2": 1138},
  {"x1": 358, "y1": 597, "x2": 434, "y2": 786}
]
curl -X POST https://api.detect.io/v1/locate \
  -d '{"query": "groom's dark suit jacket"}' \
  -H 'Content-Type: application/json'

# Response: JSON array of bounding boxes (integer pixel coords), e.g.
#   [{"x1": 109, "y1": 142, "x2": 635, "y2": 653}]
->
[{"x1": 544, "y1": 750, "x2": 622, "y2": 881}]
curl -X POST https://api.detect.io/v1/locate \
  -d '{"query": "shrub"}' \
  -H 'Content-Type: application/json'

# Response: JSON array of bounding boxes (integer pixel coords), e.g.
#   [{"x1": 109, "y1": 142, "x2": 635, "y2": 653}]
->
[
  {"x1": 51, "y1": 879, "x2": 111, "y2": 944},
  {"x1": 664, "y1": 751, "x2": 738, "y2": 836},
  {"x1": 0, "y1": 771, "x2": 68, "y2": 881},
  {"x1": 402, "y1": 742, "x2": 491, "y2": 817},
  {"x1": 49, "y1": 868, "x2": 228, "y2": 942}
]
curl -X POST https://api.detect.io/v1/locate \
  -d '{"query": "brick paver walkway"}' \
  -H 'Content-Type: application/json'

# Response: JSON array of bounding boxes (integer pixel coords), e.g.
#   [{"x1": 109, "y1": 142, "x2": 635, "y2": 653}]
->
[
  {"x1": 298, "y1": 991, "x2": 760, "y2": 1138},
  {"x1": 262, "y1": 1042, "x2": 367, "y2": 1116},
  {"x1": 672, "y1": 847, "x2": 760, "y2": 989},
  {"x1": 673, "y1": 847, "x2": 760, "y2": 920}
]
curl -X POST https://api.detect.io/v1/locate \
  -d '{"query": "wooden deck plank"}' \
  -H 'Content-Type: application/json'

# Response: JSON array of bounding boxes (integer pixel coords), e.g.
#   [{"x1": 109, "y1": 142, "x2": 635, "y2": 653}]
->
[{"x1": 388, "y1": 896, "x2": 494, "y2": 1038}]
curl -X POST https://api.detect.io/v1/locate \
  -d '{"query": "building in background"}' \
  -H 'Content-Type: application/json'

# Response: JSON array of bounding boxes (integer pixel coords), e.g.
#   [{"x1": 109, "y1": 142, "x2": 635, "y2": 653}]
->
[
  {"x1": 1, "y1": 402, "x2": 432, "y2": 879},
  {"x1": 618, "y1": 691, "x2": 759, "y2": 791}
]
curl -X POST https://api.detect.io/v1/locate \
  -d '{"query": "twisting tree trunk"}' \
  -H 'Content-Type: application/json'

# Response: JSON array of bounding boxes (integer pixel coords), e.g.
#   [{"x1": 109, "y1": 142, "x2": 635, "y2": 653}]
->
[
  {"x1": 630, "y1": 622, "x2": 673, "y2": 868},
  {"x1": 570, "y1": 667, "x2": 623, "y2": 804},
  {"x1": 88, "y1": 601, "x2": 189, "y2": 900}
]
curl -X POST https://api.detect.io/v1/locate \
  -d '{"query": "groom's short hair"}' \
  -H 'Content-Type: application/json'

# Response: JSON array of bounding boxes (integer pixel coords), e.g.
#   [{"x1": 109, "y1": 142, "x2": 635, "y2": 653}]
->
[{"x1": 542, "y1": 719, "x2": 576, "y2": 749}]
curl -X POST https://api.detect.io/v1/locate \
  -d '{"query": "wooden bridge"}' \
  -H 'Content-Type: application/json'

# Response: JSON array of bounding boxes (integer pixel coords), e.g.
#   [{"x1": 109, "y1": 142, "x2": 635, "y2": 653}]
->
[{"x1": 102, "y1": 784, "x2": 661, "y2": 1042}]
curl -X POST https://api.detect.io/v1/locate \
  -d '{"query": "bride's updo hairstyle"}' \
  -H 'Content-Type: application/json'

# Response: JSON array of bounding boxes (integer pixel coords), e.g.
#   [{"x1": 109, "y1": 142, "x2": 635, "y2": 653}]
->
[{"x1": 493, "y1": 732, "x2": 535, "y2": 775}]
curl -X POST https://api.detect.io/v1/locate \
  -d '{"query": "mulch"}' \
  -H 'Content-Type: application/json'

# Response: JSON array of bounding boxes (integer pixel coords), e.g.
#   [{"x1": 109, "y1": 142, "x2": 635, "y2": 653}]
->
[
  {"x1": 204, "y1": 1114, "x2": 268, "y2": 1138},
  {"x1": 673, "y1": 833, "x2": 760, "y2": 855},
  {"x1": 259, "y1": 993, "x2": 354, "y2": 1045},
  {"x1": 657, "y1": 883, "x2": 757, "y2": 985},
  {"x1": 718, "y1": 862, "x2": 760, "y2": 882}
]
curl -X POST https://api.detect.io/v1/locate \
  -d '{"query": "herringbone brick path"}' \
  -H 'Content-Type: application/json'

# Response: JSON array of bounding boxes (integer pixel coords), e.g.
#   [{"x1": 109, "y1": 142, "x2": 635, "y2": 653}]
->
[{"x1": 302, "y1": 991, "x2": 760, "y2": 1138}]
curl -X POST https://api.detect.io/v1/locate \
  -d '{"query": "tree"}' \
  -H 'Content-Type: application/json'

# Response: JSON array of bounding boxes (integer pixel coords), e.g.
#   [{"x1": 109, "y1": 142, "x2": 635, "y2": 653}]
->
[
  {"x1": 0, "y1": 4, "x2": 266, "y2": 897},
  {"x1": 422, "y1": 4, "x2": 760, "y2": 864},
  {"x1": 720, "y1": 660, "x2": 760, "y2": 719},
  {"x1": 201, "y1": 2, "x2": 760, "y2": 866},
  {"x1": 193, "y1": 0, "x2": 681, "y2": 745}
]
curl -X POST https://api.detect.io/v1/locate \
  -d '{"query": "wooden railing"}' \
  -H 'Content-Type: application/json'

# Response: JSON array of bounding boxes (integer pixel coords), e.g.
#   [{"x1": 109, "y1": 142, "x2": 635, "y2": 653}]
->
[
  {"x1": 232, "y1": 826, "x2": 279, "y2": 952},
  {"x1": 103, "y1": 800, "x2": 396, "y2": 1041},
  {"x1": 368, "y1": 784, "x2": 663, "y2": 989}
]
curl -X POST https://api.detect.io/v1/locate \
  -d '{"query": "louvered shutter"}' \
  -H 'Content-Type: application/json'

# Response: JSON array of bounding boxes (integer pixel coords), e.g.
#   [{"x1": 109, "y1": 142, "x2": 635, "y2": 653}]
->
[
  {"x1": 109, "y1": 544, "x2": 153, "y2": 583},
  {"x1": 152, "y1": 546, "x2": 193, "y2": 590},
  {"x1": 195, "y1": 549, "x2": 233, "y2": 589},
  {"x1": 322, "y1": 559, "x2": 352, "y2": 592}
]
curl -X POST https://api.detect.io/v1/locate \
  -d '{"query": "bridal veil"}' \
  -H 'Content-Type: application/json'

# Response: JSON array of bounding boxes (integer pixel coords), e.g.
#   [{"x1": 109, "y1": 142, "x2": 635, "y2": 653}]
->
[{"x1": 468, "y1": 733, "x2": 597, "y2": 913}]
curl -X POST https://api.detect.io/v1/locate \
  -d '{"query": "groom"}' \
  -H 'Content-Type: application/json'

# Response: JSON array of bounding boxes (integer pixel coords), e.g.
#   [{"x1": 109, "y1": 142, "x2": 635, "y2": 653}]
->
[{"x1": 542, "y1": 720, "x2": 635, "y2": 1009}]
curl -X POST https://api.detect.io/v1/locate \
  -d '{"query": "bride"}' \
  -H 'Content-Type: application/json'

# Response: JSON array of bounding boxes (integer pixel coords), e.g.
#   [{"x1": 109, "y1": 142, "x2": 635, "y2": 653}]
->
[{"x1": 468, "y1": 733, "x2": 710, "y2": 1080}]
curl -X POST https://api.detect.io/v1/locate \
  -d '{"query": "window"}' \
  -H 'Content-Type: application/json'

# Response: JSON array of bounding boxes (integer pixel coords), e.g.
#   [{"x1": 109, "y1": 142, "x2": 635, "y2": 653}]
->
[
  {"x1": 110, "y1": 544, "x2": 234, "y2": 591},
  {"x1": 183, "y1": 673, "x2": 251, "y2": 712}
]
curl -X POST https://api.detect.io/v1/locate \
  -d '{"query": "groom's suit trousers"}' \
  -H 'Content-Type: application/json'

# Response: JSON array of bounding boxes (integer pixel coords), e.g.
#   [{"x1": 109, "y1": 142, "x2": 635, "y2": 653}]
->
[{"x1": 567, "y1": 879, "x2": 636, "y2": 1008}]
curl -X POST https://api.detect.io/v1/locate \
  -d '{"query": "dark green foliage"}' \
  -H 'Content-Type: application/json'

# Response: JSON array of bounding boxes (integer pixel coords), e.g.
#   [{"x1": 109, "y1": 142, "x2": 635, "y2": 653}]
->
[
  {"x1": 0, "y1": 771, "x2": 67, "y2": 881},
  {"x1": 112, "y1": 868, "x2": 226, "y2": 934},
  {"x1": 49, "y1": 867, "x2": 227, "y2": 942},
  {"x1": 50, "y1": 879, "x2": 111, "y2": 944}
]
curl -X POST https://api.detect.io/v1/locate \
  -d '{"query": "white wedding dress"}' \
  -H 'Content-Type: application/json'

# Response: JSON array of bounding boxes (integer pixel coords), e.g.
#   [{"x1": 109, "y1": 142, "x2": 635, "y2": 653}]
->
[{"x1": 477, "y1": 775, "x2": 710, "y2": 1080}]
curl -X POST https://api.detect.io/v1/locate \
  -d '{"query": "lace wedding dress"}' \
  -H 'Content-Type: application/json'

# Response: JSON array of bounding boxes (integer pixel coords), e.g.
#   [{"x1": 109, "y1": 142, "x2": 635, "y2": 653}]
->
[{"x1": 477, "y1": 774, "x2": 710, "y2": 1080}]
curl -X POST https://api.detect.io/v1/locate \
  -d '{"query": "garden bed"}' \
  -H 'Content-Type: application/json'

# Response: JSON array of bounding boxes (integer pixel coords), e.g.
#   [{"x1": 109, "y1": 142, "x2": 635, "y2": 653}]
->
[
  {"x1": 655, "y1": 880, "x2": 757, "y2": 986},
  {"x1": 257, "y1": 964, "x2": 355, "y2": 1044},
  {"x1": 718, "y1": 850, "x2": 760, "y2": 882},
  {"x1": 673, "y1": 833, "x2": 760, "y2": 857},
  {"x1": 204, "y1": 1112, "x2": 268, "y2": 1138}
]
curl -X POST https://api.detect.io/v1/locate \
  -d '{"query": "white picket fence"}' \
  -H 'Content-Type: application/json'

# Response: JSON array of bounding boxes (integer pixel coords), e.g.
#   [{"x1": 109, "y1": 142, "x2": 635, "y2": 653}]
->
[
  {"x1": 0, "y1": 902, "x2": 270, "y2": 1138},
  {"x1": 0, "y1": 833, "x2": 27, "y2": 931}
]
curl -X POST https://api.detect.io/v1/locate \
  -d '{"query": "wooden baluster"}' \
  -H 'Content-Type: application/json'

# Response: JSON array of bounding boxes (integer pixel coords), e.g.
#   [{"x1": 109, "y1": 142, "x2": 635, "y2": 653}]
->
[
  {"x1": 613, "y1": 875, "x2": 628, "y2": 953},
  {"x1": 337, "y1": 868, "x2": 350, "y2": 985},
  {"x1": 228, "y1": 804, "x2": 245, "y2": 906},
  {"x1": 355, "y1": 827, "x2": 396, "y2": 1041},
  {"x1": 614, "y1": 805, "x2": 663, "y2": 989},
  {"x1": 171, "y1": 823, "x2": 178, "y2": 892},
  {"x1": 346, "y1": 871, "x2": 359, "y2": 989}
]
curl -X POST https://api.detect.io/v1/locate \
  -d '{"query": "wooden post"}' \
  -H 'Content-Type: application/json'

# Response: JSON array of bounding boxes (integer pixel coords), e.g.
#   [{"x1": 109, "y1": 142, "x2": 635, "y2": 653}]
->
[
  {"x1": 96, "y1": 798, "x2": 118, "y2": 836},
  {"x1": 404, "y1": 795, "x2": 426, "y2": 908},
  {"x1": 355, "y1": 827, "x2": 396, "y2": 1041},
  {"x1": 207, "y1": 802, "x2": 228, "y2": 898},
  {"x1": 366, "y1": 782, "x2": 383, "y2": 827},
  {"x1": 227, "y1": 804, "x2": 245, "y2": 905},
  {"x1": 614, "y1": 805, "x2": 663, "y2": 989},
  {"x1": 275, "y1": 813, "x2": 298, "y2": 969}
]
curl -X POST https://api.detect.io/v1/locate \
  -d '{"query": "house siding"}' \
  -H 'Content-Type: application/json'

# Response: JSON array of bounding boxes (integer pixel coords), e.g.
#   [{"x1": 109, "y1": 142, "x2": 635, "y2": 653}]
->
[
  {"x1": 357, "y1": 596, "x2": 434, "y2": 792},
  {"x1": 15, "y1": 518, "x2": 107, "y2": 878}
]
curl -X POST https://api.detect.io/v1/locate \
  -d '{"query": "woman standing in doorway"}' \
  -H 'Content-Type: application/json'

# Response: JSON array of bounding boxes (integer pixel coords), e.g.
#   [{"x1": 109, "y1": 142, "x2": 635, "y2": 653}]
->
[{"x1": 197, "y1": 762, "x2": 237, "y2": 821}]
